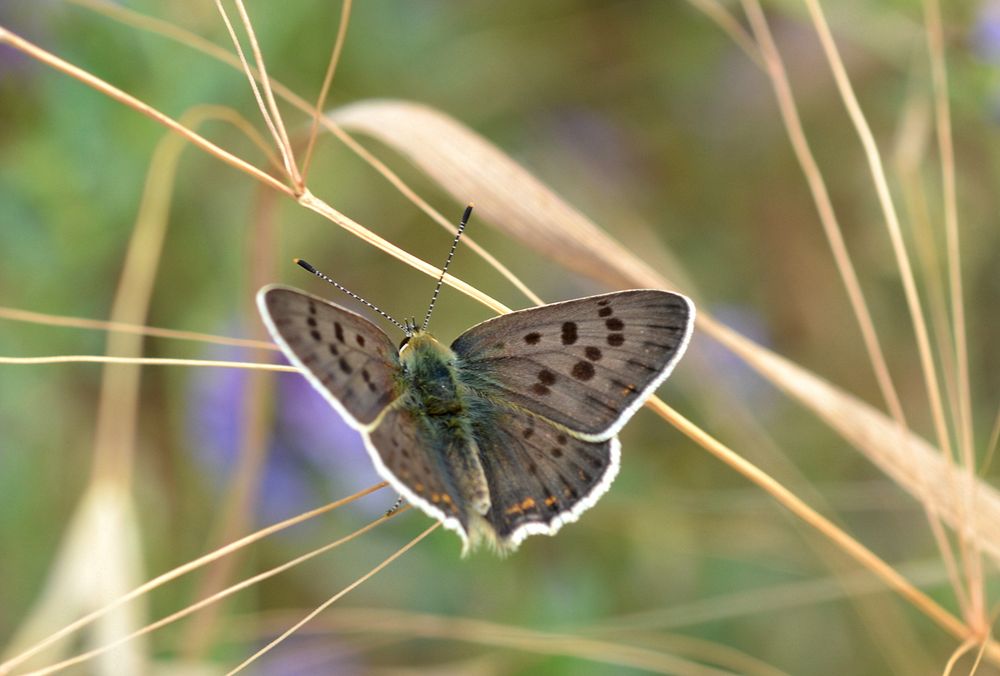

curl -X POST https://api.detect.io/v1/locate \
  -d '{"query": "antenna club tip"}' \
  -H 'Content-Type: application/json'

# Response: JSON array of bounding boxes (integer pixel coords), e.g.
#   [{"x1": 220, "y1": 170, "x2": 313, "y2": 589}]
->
[{"x1": 295, "y1": 258, "x2": 318, "y2": 274}]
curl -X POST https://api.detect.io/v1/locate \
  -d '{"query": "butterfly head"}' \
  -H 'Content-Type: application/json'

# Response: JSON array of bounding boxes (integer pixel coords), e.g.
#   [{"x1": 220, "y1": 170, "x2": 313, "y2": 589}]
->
[
  {"x1": 397, "y1": 326, "x2": 450, "y2": 360},
  {"x1": 398, "y1": 317, "x2": 421, "y2": 349}
]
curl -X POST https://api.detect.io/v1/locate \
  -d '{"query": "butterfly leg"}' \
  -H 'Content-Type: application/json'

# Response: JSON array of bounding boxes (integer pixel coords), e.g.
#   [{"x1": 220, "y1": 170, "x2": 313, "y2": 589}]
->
[{"x1": 385, "y1": 493, "x2": 405, "y2": 517}]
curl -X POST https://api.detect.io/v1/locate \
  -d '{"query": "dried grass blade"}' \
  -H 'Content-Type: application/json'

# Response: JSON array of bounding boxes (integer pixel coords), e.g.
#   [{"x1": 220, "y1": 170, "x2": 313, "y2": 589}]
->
[
  {"x1": 226, "y1": 522, "x2": 440, "y2": 675},
  {"x1": 329, "y1": 100, "x2": 677, "y2": 293},
  {"x1": 17, "y1": 507, "x2": 404, "y2": 676},
  {"x1": 701, "y1": 314, "x2": 1000, "y2": 564},
  {"x1": 0, "y1": 306, "x2": 277, "y2": 350},
  {"x1": 0, "y1": 484, "x2": 386, "y2": 675}
]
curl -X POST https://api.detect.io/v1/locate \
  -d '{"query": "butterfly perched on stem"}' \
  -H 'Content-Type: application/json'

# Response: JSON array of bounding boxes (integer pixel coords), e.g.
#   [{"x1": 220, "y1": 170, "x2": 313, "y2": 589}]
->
[{"x1": 257, "y1": 205, "x2": 694, "y2": 554}]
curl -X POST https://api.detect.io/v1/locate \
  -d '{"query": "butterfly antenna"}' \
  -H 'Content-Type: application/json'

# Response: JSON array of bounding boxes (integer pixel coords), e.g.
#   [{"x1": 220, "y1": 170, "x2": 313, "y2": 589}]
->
[
  {"x1": 422, "y1": 203, "x2": 473, "y2": 332},
  {"x1": 294, "y1": 258, "x2": 409, "y2": 334}
]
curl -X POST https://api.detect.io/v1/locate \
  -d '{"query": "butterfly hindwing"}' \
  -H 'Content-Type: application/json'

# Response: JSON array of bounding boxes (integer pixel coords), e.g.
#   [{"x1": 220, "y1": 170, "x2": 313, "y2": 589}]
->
[
  {"x1": 257, "y1": 285, "x2": 402, "y2": 427},
  {"x1": 365, "y1": 404, "x2": 473, "y2": 539},
  {"x1": 452, "y1": 290, "x2": 694, "y2": 439},
  {"x1": 471, "y1": 404, "x2": 619, "y2": 547}
]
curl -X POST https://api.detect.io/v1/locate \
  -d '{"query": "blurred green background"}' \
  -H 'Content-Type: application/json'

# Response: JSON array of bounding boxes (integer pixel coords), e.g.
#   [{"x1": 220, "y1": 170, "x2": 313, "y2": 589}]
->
[{"x1": 1, "y1": 1, "x2": 999, "y2": 674}]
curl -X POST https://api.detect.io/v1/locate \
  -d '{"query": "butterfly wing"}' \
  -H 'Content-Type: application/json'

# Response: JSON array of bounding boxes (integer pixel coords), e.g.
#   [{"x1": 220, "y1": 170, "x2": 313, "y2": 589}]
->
[
  {"x1": 259, "y1": 285, "x2": 480, "y2": 547},
  {"x1": 364, "y1": 404, "x2": 474, "y2": 544},
  {"x1": 452, "y1": 290, "x2": 694, "y2": 439},
  {"x1": 257, "y1": 285, "x2": 402, "y2": 427},
  {"x1": 470, "y1": 403, "x2": 620, "y2": 548}
]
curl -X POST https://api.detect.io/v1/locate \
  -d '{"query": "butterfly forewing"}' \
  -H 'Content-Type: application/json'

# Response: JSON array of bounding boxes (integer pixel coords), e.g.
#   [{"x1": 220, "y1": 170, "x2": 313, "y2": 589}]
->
[
  {"x1": 452, "y1": 290, "x2": 694, "y2": 439},
  {"x1": 257, "y1": 285, "x2": 402, "y2": 427},
  {"x1": 472, "y1": 404, "x2": 619, "y2": 546}
]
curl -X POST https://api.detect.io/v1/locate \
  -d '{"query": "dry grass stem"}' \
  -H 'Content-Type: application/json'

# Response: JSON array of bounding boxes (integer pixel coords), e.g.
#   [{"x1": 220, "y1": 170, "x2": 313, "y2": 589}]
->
[
  {"x1": 741, "y1": 0, "x2": 971, "y2": 621},
  {"x1": 11, "y1": 504, "x2": 403, "y2": 676},
  {"x1": 0, "y1": 485, "x2": 145, "y2": 674},
  {"x1": 0, "y1": 355, "x2": 298, "y2": 372},
  {"x1": 943, "y1": 638, "x2": 977, "y2": 676},
  {"x1": 214, "y1": 0, "x2": 301, "y2": 189},
  {"x1": 0, "y1": 484, "x2": 387, "y2": 674},
  {"x1": 593, "y1": 560, "x2": 948, "y2": 632},
  {"x1": 924, "y1": 0, "x2": 972, "y2": 466},
  {"x1": 301, "y1": 0, "x2": 353, "y2": 181},
  {"x1": 700, "y1": 317, "x2": 1000, "y2": 563},
  {"x1": 295, "y1": 189, "x2": 511, "y2": 315},
  {"x1": 802, "y1": 0, "x2": 982, "y2": 629},
  {"x1": 0, "y1": 306, "x2": 277, "y2": 351},
  {"x1": 802, "y1": 0, "x2": 957, "y2": 467},
  {"x1": 253, "y1": 608, "x2": 753, "y2": 676},
  {"x1": 0, "y1": 27, "x2": 292, "y2": 197},
  {"x1": 66, "y1": 0, "x2": 544, "y2": 307},
  {"x1": 178, "y1": 178, "x2": 281, "y2": 656},
  {"x1": 6, "y1": 116, "x2": 220, "y2": 673},
  {"x1": 25, "y1": 506, "x2": 406, "y2": 676},
  {"x1": 923, "y1": 0, "x2": 983, "y2": 624},
  {"x1": 647, "y1": 395, "x2": 983, "y2": 649},
  {"x1": 685, "y1": 0, "x2": 765, "y2": 68},
  {"x1": 330, "y1": 100, "x2": 674, "y2": 293},
  {"x1": 0, "y1": 25, "x2": 513, "y2": 318},
  {"x1": 982, "y1": 409, "x2": 1000, "y2": 477},
  {"x1": 739, "y1": 0, "x2": 907, "y2": 447},
  {"x1": 226, "y1": 521, "x2": 439, "y2": 675}
]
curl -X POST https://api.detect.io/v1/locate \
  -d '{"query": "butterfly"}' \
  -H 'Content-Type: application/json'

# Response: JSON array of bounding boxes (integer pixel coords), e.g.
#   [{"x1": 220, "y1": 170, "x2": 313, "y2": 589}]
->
[{"x1": 257, "y1": 206, "x2": 694, "y2": 553}]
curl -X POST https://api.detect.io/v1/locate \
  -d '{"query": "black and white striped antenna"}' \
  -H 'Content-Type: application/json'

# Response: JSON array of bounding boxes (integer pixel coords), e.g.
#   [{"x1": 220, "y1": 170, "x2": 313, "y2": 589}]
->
[
  {"x1": 422, "y1": 203, "x2": 473, "y2": 332},
  {"x1": 294, "y1": 258, "x2": 409, "y2": 334}
]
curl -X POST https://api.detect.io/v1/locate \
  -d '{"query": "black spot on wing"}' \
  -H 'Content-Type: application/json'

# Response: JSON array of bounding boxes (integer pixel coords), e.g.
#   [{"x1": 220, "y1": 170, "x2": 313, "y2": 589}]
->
[
  {"x1": 572, "y1": 361, "x2": 595, "y2": 381},
  {"x1": 561, "y1": 322, "x2": 578, "y2": 346}
]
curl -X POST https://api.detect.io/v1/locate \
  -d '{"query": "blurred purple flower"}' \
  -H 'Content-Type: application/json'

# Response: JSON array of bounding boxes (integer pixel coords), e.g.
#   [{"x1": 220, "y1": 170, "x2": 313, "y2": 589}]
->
[
  {"x1": 972, "y1": 1, "x2": 1000, "y2": 121},
  {"x1": 256, "y1": 635, "x2": 362, "y2": 676},
  {"x1": 974, "y1": 0, "x2": 1000, "y2": 63},
  {"x1": 697, "y1": 304, "x2": 779, "y2": 415},
  {"x1": 187, "y1": 339, "x2": 384, "y2": 524}
]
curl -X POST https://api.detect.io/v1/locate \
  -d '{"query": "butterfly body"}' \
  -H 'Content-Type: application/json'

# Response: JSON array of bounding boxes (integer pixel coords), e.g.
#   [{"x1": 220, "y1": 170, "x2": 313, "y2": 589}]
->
[
  {"x1": 395, "y1": 332, "x2": 492, "y2": 519},
  {"x1": 258, "y1": 284, "x2": 694, "y2": 554}
]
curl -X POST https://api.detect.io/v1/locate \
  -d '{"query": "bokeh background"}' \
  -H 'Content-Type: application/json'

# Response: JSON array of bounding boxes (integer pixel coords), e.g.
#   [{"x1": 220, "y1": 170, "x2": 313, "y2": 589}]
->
[{"x1": 2, "y1": 1, "x2": 999, "y2": 674}]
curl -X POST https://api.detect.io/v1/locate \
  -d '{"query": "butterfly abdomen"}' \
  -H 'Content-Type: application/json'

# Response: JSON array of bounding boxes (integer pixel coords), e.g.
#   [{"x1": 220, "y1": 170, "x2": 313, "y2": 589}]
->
[{"x1": 399, "y1": 332, "x2": 491, "y2": 522}]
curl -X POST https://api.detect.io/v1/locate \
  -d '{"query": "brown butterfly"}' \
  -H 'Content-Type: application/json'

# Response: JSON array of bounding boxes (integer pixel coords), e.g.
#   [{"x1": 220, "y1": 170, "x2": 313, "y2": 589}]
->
[{"x1": 258, "y1": 207, "x2": 694, "y2": 553}]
